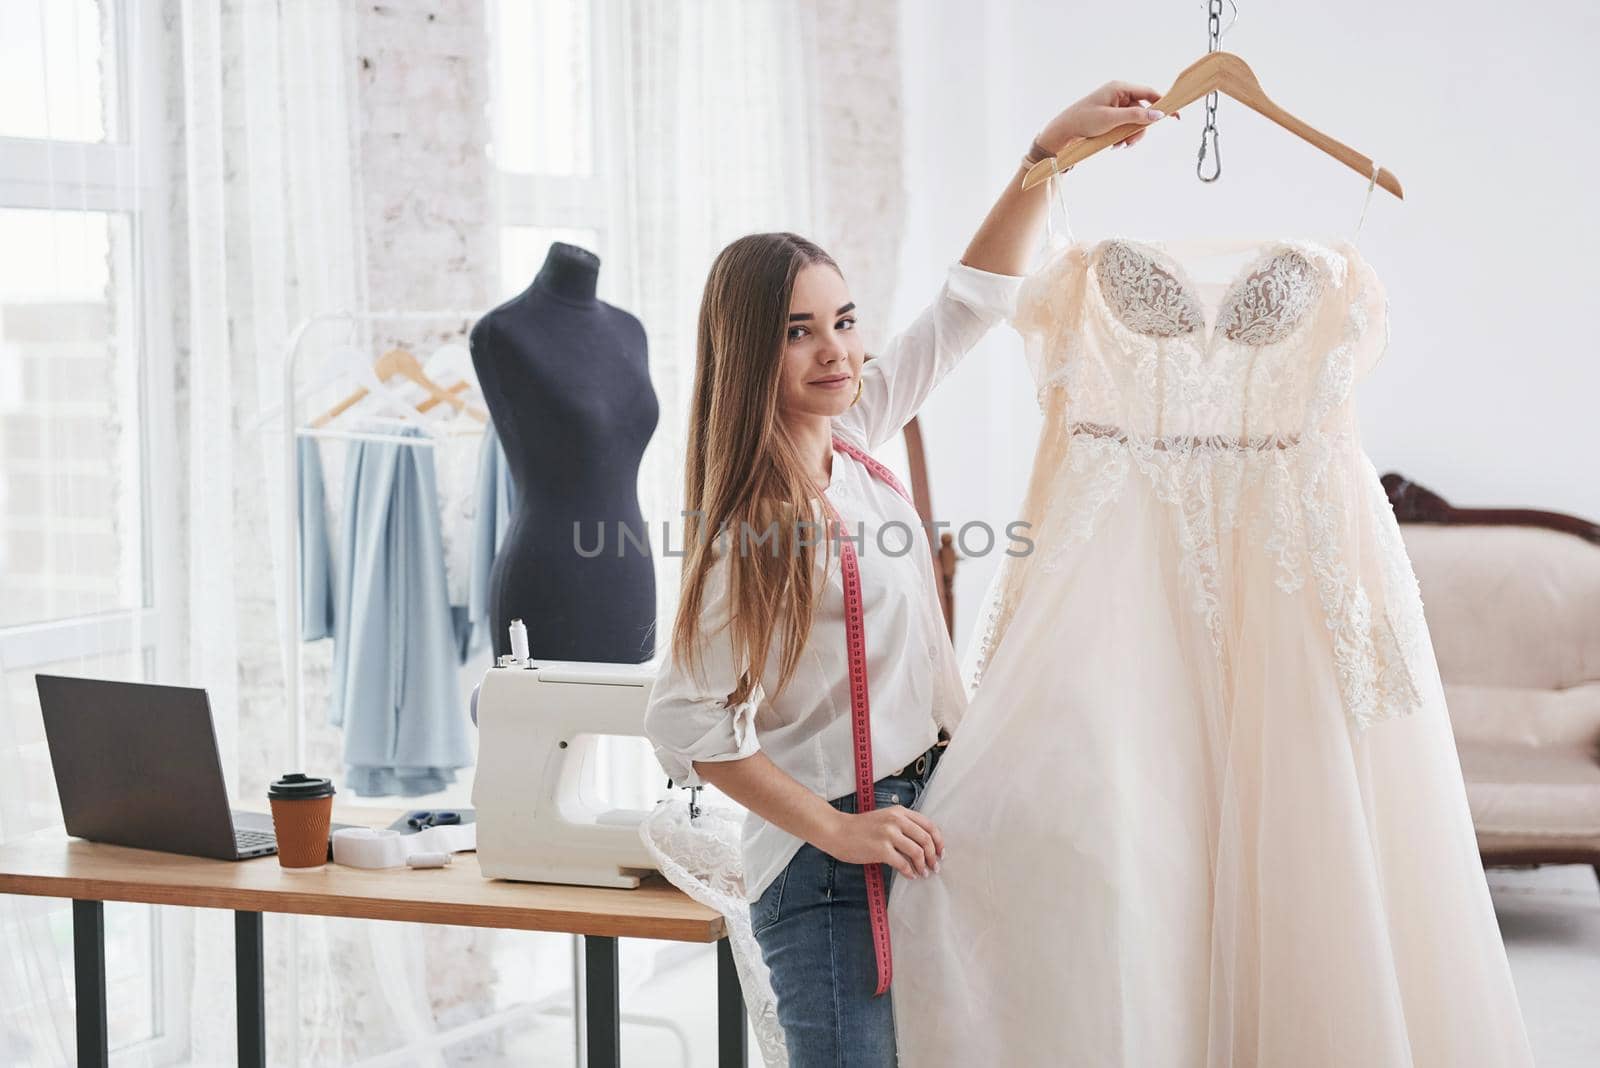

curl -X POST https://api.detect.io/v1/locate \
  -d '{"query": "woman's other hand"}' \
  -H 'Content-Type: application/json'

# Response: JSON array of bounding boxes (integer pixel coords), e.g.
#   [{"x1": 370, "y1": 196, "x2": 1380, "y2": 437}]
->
[{"x1": 821, "y1": 804, "x2": 945, "y2": 879}]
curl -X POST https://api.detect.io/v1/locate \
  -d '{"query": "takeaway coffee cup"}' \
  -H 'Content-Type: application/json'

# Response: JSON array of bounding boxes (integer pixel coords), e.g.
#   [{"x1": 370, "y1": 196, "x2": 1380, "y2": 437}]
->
[{"x1": 267, "y1": 772, "x2": 336, "y2": 870}]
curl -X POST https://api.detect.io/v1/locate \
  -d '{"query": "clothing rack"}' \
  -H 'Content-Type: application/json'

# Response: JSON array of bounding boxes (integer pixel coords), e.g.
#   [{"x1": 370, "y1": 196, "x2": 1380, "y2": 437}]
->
[{"x1": 279, "y1": 309, "x2": 482, "y2": 775}]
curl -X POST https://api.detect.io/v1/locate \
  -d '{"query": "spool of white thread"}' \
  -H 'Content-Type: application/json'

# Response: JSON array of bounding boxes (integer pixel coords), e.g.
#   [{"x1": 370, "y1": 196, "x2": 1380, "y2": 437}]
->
[
  {"x1": 406, "y1": 852, "x2": 451, "y2": 868},
  {"x1": 509, "y1": 618, "x2": 530, "y2": 662}
]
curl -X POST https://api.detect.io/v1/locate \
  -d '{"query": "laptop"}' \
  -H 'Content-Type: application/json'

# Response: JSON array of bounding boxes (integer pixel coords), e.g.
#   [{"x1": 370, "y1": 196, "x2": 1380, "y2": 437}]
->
[{"x1": 35, "y1": 674, "x2": 357, "y2": 861}]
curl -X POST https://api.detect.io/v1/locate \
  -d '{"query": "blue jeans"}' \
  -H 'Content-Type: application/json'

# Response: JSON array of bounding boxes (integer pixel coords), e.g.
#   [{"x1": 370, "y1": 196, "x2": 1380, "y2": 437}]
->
[{"x1": 749, "y1": 743, "x2": 945, "y2": 1068}]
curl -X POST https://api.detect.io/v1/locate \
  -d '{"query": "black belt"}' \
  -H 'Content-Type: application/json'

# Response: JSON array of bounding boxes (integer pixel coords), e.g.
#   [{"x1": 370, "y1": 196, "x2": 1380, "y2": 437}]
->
[{"x1": 887, "y1": 738, "x2": 948, "y2": 781}]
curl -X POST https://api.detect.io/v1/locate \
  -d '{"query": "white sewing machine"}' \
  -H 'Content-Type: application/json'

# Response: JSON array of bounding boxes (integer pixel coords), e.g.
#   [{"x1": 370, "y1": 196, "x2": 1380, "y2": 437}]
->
[{"x1": 471, "y1": 650, "x2": 666, "y2": 889}]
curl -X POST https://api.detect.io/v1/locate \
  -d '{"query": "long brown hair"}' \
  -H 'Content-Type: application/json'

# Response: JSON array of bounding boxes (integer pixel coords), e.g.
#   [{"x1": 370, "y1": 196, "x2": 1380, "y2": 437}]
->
[{"x1": 670, "y1": 231, "x2": 844, "y2": 706}]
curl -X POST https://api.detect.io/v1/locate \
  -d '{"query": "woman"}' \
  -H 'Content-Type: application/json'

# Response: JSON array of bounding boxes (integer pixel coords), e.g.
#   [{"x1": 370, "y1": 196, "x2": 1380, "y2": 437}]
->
[{"x1": 644, "y1": 83, "x2": 1172, "y2": 1065}]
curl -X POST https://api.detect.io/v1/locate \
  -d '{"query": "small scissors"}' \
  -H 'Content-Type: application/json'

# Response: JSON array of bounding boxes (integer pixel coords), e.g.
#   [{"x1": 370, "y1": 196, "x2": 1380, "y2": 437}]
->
[{"x1": 405, "y1": 809, "x2": 462, "y2": 831}]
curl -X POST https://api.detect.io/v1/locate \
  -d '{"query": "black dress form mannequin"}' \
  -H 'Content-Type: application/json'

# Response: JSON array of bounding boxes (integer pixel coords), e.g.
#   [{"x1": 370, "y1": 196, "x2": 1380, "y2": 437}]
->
[{"x1": 470, "y1": 242, "x2": 660, "y2": 662}]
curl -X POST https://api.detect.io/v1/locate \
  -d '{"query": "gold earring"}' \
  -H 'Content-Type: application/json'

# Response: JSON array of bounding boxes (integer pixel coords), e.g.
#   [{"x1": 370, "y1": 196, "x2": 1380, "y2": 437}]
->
[{"x1": 849, "y1": 356, "x2": 871, "y2": 407}]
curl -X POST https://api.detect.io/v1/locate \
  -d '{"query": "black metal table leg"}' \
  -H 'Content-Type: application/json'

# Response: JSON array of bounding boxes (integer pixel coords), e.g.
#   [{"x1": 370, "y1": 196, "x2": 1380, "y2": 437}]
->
[
  {"x1": 584, "y1": 935, "x2": 620, "y2": 1067},
  {"x1": 236, "y1": 911, "x2": 265, "y2": 1067},
  {"x1": 72, "y1": 900, "x2": 108, "y2": 1068},
  {"x1": 717, "y1": 936, "x2": 748, "y2": 1067}
]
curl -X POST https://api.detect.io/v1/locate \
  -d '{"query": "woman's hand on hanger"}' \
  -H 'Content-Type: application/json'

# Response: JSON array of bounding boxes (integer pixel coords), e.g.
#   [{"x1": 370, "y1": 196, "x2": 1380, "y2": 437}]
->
[
  {"x1": 1037, "y1": 80, "x2": 1176, "y2": 154},
  {"x1": 961, "y1": 80, "x2": 1177, "y2": 277}
]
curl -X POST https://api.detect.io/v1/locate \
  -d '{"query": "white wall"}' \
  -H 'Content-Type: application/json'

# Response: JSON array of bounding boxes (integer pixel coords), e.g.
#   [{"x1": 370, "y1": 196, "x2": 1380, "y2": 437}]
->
[{"x1": 895, "y1": 0, "x2": 1600, "y2": 656}]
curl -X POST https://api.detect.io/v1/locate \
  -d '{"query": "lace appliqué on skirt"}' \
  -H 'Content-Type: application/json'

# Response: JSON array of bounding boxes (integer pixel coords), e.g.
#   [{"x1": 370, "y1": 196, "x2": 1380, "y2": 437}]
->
[{"x1": 639, "y1": 795, "x2": 788, "y2": 1067}]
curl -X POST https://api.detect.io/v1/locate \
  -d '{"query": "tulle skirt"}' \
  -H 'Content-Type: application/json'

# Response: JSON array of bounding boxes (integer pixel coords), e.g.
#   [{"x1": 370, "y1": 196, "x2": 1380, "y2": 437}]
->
[{"x1": 886, "y1": 470, "x2": 1534, "y2": 1067}]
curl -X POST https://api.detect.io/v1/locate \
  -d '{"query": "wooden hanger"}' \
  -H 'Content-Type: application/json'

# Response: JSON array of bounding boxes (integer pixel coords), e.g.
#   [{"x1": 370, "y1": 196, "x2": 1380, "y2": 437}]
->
[
  {"x1": 311, "y1": 347, "x2": 487, "y2": 428},
  {"x1": 1021, "y1": 51, "x2": 1403, "y2": 199},
  {"x1": 417, "y1": 380, "x2": 471, "y2": 415}
]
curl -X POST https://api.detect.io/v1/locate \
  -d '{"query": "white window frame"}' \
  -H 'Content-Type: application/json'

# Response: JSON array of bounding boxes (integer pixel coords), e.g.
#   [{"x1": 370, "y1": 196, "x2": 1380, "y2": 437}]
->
[
  {"x1": 491, "y1": 0, "x2": 628, "y2": 292},
  {"x1": 0, "y1": 2, "x2": 185, "y2": 1062}
]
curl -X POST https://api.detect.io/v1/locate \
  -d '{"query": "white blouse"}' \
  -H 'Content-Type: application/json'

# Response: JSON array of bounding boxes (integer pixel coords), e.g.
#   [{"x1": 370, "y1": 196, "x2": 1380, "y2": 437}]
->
[{"x1": 644, "y1": 260, "x2": 1026, "y2": 903}]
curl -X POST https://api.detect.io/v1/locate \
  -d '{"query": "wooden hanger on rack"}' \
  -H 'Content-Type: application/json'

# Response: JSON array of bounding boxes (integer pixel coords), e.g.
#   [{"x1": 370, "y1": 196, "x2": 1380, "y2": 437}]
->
[
  {"x1": 311, "y1": 347, "x2": 487, "y2": 428},
  {"x1": 1020, "y1": 51, "x2": 1403, "y2": 199},
  {"x1": 417, "y1": 380, "x2": 471, "y2": 415}
]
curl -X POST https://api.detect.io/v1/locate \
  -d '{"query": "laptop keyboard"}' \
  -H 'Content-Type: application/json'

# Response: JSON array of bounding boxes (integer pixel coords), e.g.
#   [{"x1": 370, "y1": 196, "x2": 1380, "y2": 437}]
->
[{"x1": 235, "y1": 828, "x2": 276, "y2": 851}]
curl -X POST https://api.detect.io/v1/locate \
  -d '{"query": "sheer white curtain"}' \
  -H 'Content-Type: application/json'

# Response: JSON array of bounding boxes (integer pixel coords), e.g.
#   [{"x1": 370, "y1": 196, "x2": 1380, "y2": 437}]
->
[
  {"x1": 591, "y1": 7, "x2": 831, "y2": 1062},
  {"x1": 0, "y1": 693, "x2": 75, "y2": 1064},
  {"x1": 0, "y1": 0, "x2": 398, "y2": 1063},
  {"x1": 0, "y1": 0, "x2": 177, "y2": 1062},
  {"x1": 593, "y1": 0, "x2": 820, "y2": 812},
  {"x1": 2, "y1": 0, "x2": 832, "y2": 1062},
  {"x1": 175, "y1": 0, "x2": 379, "y2": 1062},
  {"x1": 193, "y1": 0, "x2": 830, "y2": 1061},
  {"x1": 175, "y1": 2, "x2": 485, "y2": 1063},
  {"x1": 225, "y1": 0, "x2": 826, "y2": 1062}
]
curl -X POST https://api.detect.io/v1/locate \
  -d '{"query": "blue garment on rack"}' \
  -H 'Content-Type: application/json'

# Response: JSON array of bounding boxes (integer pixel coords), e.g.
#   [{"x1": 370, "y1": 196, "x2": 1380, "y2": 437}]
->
[
  {"x1": 298, "y1": 436, "x2": 336, "y2": 642},
  {"x1": 465, "y1": 428, "x2": 519, "y2": 659},
  {"x1": 328, "y1": 426, "x2": 474, "y2": 797}
]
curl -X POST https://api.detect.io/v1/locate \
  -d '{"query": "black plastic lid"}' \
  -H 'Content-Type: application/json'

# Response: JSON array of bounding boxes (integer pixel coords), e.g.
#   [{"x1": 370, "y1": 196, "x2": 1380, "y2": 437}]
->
[{"x1": 268, "y1": 772, "x2": 336, "y2": 800}]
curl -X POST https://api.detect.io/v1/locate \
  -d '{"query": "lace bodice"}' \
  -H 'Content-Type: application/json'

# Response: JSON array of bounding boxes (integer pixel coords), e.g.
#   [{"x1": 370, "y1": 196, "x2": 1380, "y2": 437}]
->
[
  {"x1": 1032, "y1": 237, "x2": 1366, "y2": 441},
  {"x1": 1096, "y1": 238, "x2": 1327, "y2": 349},
  {"x1": 967, "y1": 236, "x2": 1429, "y2": 737}
]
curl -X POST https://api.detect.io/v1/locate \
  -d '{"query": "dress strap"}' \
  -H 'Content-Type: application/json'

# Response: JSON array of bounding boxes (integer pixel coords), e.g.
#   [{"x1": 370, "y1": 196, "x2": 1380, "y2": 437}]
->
[
  {"x1": 1351, "y1": 160, "x2": 1380, "y2": 246},
  {"x1": 1041, "y1": 157, "x2": 1075, "y2": 248}
]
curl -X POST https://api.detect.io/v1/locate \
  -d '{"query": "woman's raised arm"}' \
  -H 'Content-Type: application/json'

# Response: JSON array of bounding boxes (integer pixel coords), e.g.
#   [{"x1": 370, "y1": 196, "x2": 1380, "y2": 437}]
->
[{"x1": 960, "y1": 81, "x2": 1174, "y2": 277}]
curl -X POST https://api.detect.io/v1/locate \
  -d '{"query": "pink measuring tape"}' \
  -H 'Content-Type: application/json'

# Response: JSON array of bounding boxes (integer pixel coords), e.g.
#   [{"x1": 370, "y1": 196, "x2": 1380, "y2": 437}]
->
[{"x1": 820, "y1": 433, "x2": 919, "y2": 997}]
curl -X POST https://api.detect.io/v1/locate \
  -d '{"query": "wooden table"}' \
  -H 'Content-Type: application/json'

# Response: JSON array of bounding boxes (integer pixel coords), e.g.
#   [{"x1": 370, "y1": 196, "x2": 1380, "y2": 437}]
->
[{"x1": 0, "y1": 808, "x2": 745, "y2": 1068}]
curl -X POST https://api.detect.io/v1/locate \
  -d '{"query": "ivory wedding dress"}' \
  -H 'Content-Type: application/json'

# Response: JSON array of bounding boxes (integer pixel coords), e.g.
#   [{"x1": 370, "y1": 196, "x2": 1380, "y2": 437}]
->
[{"x1": 886, "y1": 234, "x2": 1535, "y2": 1066}]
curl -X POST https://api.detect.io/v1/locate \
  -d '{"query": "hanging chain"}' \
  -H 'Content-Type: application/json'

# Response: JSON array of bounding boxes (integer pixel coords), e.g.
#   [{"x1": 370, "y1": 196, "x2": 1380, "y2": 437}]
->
[{"x1": 1196, "y1": 0, "x2": 1224, "y2": 182}]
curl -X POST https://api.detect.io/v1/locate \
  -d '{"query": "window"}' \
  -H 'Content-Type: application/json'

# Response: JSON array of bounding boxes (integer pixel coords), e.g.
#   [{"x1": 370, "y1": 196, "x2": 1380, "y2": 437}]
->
[
  {"x1": 0, "y1": 2, "x2": 183, "y2": 1061},
  {"x1": 0, "y1": 1, "x2": 122, "y2": 143},
  {"x1": 493, "y1": 0, "x2": 593, "y2": 177},
  {"x1": 490, "y1": 0, "x2": 611, "y2": 300},
  {"x1": 0, "y1": 208, "x2": 142, "y2": 629}
]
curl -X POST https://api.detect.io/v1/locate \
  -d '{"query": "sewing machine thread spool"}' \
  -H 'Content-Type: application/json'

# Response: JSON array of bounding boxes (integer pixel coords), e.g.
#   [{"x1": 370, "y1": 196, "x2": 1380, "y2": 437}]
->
[{"x1": 509, "y1": 618, "x2": 530, "y2": 663}]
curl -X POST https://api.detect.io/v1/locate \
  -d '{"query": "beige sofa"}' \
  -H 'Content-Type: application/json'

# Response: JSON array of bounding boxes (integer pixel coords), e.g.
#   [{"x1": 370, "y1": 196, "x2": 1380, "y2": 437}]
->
[{"x1": 1385, "y1": 474, "x2": 1600, "y2": 881}]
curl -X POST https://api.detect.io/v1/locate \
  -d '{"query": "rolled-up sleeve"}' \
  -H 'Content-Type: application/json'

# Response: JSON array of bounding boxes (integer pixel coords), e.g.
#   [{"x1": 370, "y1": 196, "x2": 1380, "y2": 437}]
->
[
  {"x1": 832, "y1": 260, "x2": 1025, "y2": 450},
  {"x1": 644, "y1": 546, "x2": 764, "y2": 788}
]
